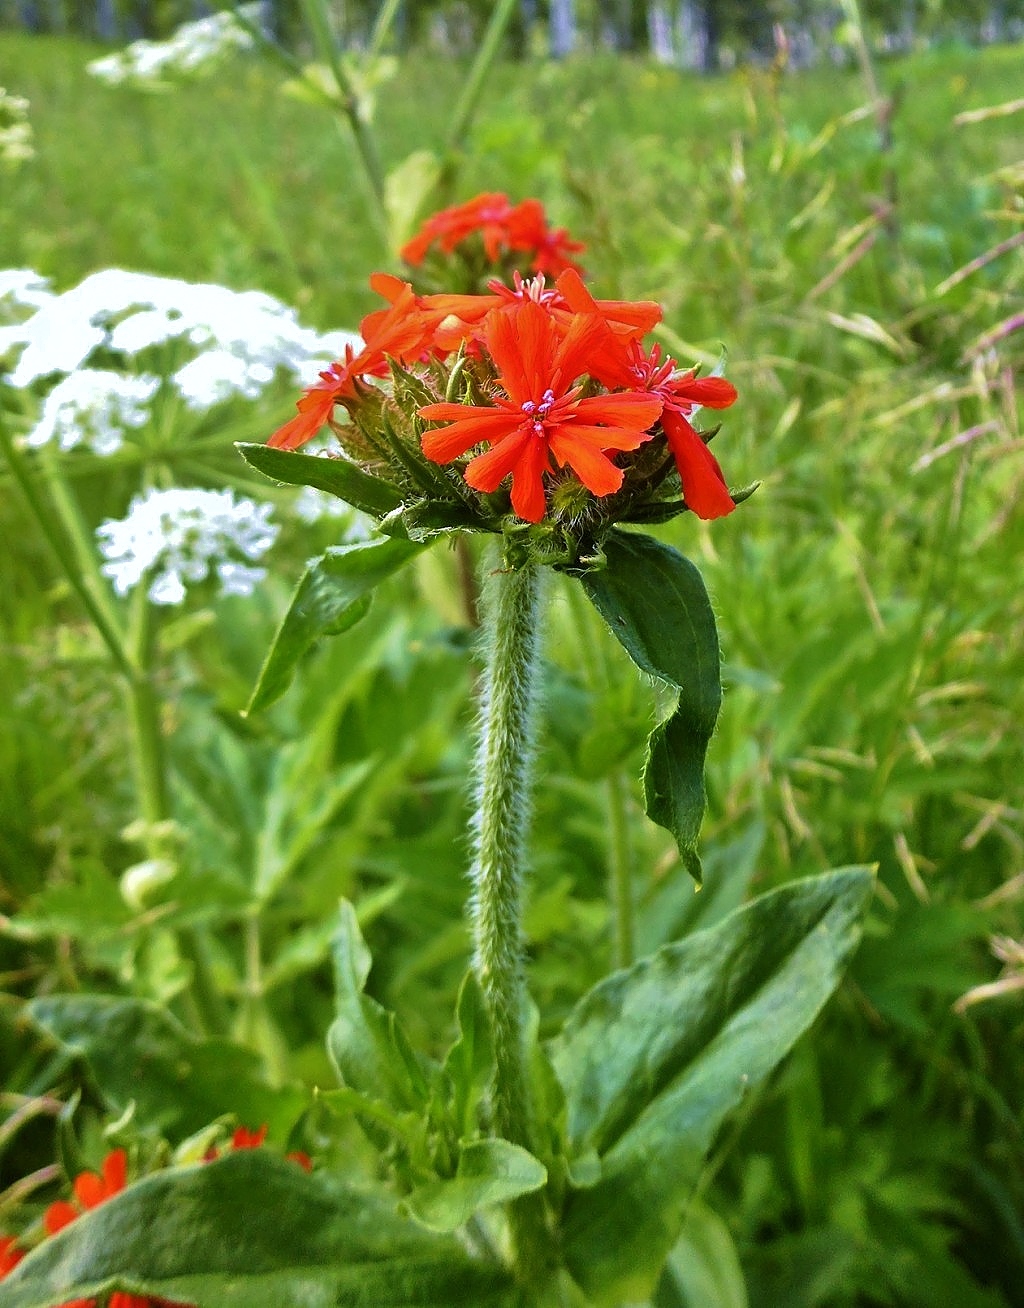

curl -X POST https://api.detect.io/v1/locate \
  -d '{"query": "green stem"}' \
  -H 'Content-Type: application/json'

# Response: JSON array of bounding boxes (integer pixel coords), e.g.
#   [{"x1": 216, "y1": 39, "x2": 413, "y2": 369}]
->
[
  {"x1": 471, "y1": 552, "x2": 553, "y2": 1285},
  {"x1": 297, "y1": 0, "x2": 388, "y2": 223},
  {"x1": 606, "y1": 772, "x2": 634, "y2": 969},
  {"x1": 444, "y1": 0, "x2": 519, "y2": 158},
  {"x1": 0, "y1": 421, "x2": 133, "y2": 679}
]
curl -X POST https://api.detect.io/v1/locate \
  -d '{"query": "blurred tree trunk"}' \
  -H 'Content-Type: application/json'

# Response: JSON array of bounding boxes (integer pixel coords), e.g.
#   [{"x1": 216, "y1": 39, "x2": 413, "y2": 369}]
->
[{"x1": 550, "y1": 0, "x2": 575, "y2": 56}]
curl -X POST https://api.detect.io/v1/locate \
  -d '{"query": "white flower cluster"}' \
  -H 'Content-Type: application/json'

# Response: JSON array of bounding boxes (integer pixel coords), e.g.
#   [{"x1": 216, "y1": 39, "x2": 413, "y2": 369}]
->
[
  {"x1": 97, "y1": 487, "x2": 278, "y2": 605},
  {"x1": 25, "y1": 369, "x2": 161, "y2": 456},
  {"x1": 0, "y1": 88, "x2": 34, "y2": 168},
  {"x1": 0, "y1": 269, "x2": 54, "y2": 321},
  {"x1": 0, "y1": 267, "x2": 362, "y2": 451},
  {"x1": 88, "y1": 4, "x2": 263, "y2": 89}
]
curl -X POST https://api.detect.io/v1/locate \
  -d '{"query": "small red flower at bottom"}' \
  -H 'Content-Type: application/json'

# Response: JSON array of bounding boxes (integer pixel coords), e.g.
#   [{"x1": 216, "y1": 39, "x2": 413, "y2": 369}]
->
[{"x1": 0, "y1": 1234, "x2": 24, "y2": 1277}]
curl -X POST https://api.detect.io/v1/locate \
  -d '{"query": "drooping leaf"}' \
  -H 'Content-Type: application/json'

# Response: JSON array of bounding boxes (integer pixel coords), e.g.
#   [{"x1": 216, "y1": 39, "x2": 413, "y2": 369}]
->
[
  {"x1": 581, "y1": 529, "x2": 721, "y2": 883},
  {"x1": 0, "y1": 1149, "x2": 517, "y2": 1308},
  {"x1": 403, "y1": 1139, "x2": 547, "y2": 1233},
  {"x1": 26, "y1": 995, "x2": 304, "y2": 1140},
  {"x1": 236, "y1": 442, "x2": 404, "y2": 518},
  {"x1": 246, "y1": 536, "x2": 422, "y2": 714},
  {"x1": 550, "y1": 868, "x2": 874, "y2": 1305}
]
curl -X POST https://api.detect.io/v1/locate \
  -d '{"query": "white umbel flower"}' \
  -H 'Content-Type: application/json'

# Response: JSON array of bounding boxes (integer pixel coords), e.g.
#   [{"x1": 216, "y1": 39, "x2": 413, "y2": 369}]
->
[
  {"x1": 97, "y1": 487, "x2": 278, "y2": 605},
  {"x1": 25, "y1": 369, "x2": 160, "y2": 455},
  {"x1": 1, "y1": 268, "x2": 362, "y2": 409},
  {"x1": 87, "y1": 4, "x2": 262, "y2": 88}
]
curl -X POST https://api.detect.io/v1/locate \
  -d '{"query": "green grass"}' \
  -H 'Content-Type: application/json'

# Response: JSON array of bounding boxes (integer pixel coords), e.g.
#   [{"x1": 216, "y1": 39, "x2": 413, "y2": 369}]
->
[{"x1": 1, "y1": 30, "x2": 1022, "y2": 1307}]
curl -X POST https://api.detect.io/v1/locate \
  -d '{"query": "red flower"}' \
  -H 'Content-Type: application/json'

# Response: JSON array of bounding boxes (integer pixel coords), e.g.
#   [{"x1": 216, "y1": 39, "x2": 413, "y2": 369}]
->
[
  {"x1": 268, "y1": 275, "x2": 439, "y2": 451},
  {"x1": 419, "y1": 299, "x2": 661, "y2": 523},
  {"x1": 554, "y1": 272, "x2": 737, "y2": 519},
  {"x1": 504, "y1": 199, "x2": 586, "y2": 276},
  {"x1": 400, "y1": 192, "x2": 586, "y2": 277},
  {"x1": 230, "y1": 1124, "x2": 268, "y2": 1150},
  {"x1": 0, "y1": 1234, "x2": 24, "y2": 1277},
  {"x1": 401, "y1": 192, "x2": 515, "y2": 265},
  {"x1": 44, "y1": 1148, "x2": 127, "y2": 1235}
]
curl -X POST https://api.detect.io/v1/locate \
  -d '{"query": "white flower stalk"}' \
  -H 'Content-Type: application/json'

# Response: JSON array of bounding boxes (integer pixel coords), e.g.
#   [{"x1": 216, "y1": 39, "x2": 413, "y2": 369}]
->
[
  {"x1": 1, "y1": 267, "x2": 362, "y2": 414},
  {"x1": 0, "y1": 88, "x2": 34, "y2": 169},
  {"x1": 88, "y1": 4, "x2": 263, "y2": 89},
  {"x1": 97, "y1": 487, "x2": 278, "y2": 605},
  {"x1": 25, "y1": 369, "x2": 160, "y2": 456}
]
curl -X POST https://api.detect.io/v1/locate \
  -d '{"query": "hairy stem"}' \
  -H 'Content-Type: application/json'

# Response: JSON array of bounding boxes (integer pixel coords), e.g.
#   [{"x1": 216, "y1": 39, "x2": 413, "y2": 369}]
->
[{"x1": 470, "y1": 552, "x2": 552, "y2": 1285}]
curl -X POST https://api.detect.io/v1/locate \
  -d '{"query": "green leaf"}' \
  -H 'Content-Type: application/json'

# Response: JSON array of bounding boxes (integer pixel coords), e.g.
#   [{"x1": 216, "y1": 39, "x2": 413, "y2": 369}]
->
[
  {"x1": 403, "y1": 1139, "x2": 547, "y2": 1233},
  {"x1": 385, "y1": 148, "x2": 443, "y2": 252},
  {"x1": 580, "y1": 529, "x2": 721, "y2": 883},
  {"x1": 654, "y1": 1203, "x2": 749, "y2": 1308},
  {"x1": 246, "y1": 536, "x2": 422, "y2": 714},
  {"x1": 236, "y1": 442, "x2": 404, "y2": 519},
  {"x1": 26, "y1": 995, "x2": 305, "y2": 1141},
  {"x1": 0, "y1": 1150, "x2": 517, "y2": 1308},
  {"x1": 327, "y1": 901, "x2": 431, "y2": 1112},
  {"x1": 550, "y1": 868, "x2": 874, "y2": 1305},
  {"x1": 442, "y1": 973, "x2": 493, "y2": 1140}
]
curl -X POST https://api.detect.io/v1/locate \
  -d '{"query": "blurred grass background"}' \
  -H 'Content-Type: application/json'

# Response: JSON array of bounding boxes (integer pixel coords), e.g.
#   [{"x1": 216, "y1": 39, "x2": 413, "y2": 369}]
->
[{"x1": 1, "y1": 28, "x2": 1023, "y2": 1306}]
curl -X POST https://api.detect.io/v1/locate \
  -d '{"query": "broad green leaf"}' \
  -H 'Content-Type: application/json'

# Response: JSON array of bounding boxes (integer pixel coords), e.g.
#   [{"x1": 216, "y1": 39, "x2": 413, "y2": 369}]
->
[
  {"x1": 27, "y1": 995, "x2": 304, "y2": 1141},
  {"x1": 246, "y1": 536, "x2": 422, "y2": 714},
  {"x1": 654, "y1": 1203, "x2": 749, "y2": 1308},
  {"x1": 581, "y1": 529, "x2": 721, "y2": 883},
  {"x1": 403, "y1": 1139, "x2": 547, "y2": 1233},
  {"x1": 236, "y1": 441, "x2": 404, "y2": 519},
  {"x1": 550, "y1": 868, "x2": 874, "y2": 1304},
  {"x1": 0, "y1": 1150, "x2": 517, "y2": 1308},
  {"x1": 327, "y1": 900, "x2": 431, "y2": 1111}
]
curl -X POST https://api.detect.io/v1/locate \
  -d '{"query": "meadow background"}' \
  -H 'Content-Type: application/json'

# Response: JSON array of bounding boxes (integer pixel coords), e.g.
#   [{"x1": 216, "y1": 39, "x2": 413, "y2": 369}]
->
[{"x1": 1, "y1": 6, "x2": 1023, "y2": 1305}]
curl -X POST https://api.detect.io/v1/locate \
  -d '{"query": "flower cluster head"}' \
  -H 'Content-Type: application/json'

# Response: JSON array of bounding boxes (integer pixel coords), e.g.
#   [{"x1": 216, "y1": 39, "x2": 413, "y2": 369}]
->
[
  {"x1": 97, "y1": 487, "x2": 278, "y2": 605},
  {"x1": 87, "y1": 4, "x2": 261, "y2": 89},
  {"x1": 1, "y1": 267, "x2": 358, "y2": 464},
  {"x1": 400, "y1": 192, "x2": 586, "y2": 287},
  {"x1": 266, "y1": 256, "x2": 741, "y2": 569},
  {"x1": 0, "y1": 87, "x2": 34, "y2": 169}
]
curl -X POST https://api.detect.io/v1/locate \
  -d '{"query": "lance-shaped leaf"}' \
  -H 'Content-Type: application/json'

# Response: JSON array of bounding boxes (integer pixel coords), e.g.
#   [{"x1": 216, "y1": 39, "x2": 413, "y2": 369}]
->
[
  {"x1": 0, "y1": 1149, "x2": 517, "y2": 1308},
  {"x1": 246, "y1": 536, "x2": 422, "y2": 714},
  {"x1": 327, "y1": 900, "x2": 431, "y2": 1112},
  {"x1": 27, "y1": 995, "x2": 304, "y2": 1141},
  {"x1": 236, "y1": 441, "x2": 405, "y2": 518},
  {"x1": 581, "y1": 529, "x2": 721, "y2": 883},
  {"x1": 549, "y1": 868, "x2": 874, "y2": 1305}
]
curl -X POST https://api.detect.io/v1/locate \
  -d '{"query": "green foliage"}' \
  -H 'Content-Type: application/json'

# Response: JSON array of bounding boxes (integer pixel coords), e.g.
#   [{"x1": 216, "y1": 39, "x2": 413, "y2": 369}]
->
[
  {"x1": 0, "y1": 1150, "x2": 517, "y2": 1308},
  {"x1": 551, "y1": 869, "x2": 873, "y2": 1303},
  {"x1": 1, "y1": 32, "x2": 1022, "y2": 1308},
  {"x1": 581, "y1": 530, "x2": 722, "y2": 884},
  {"x1": 245, "y1": 536, "x2": 423, "y2": 713}
]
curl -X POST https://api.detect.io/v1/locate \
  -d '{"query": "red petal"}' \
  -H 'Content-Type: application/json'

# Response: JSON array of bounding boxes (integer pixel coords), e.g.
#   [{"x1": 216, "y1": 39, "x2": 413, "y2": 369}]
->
[
  {"x1": 508, "y1": 436, "x2": 550, "y2": 522},
  {"x1": 574, "y1": 393, "x2": 662, "y2": 431},
  {"x1": 464, "y1": 430, "x2": 534, "y2": 494},
  {"x1": 669, "y1": 375, "x2": 737, "y2": 409},
  {"x1": 662, "y1": 412, "x2": 735, "y2": 520},
  {"x1": 73, "y1": 1170, "x2": 105, "y2": 1210},
  {"x1": 44, "y1": 1200, "x2": 79, "y2": 1235},
  {"x1": 102, "y1": 1149, "x2": 127, "y2": 1196},
  {"x1": 421, "y1": 413, "x2": 522, "y2": 463},
  {"x1": 547, "y1": 431, "x2": 624, "y2": 497}
]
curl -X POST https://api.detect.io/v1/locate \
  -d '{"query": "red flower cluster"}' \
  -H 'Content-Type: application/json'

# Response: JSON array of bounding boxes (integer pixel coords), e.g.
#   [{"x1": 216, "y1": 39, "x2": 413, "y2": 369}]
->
[
  {"x1": 1, "y1": 1129, "x2": 309, "y2": 1305},
  {"x1": 269, "y1": 265, "x2": 737, "y2": 526},
  {"x1": 400, "y1": 192, "x2": 585, "y2": 277}
]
